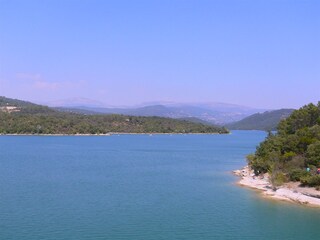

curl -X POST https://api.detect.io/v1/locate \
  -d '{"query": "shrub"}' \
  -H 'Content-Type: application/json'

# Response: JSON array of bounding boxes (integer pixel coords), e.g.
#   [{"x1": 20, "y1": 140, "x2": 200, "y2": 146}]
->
[
  {"x1": 306, "y1": 141, "x2": 320, "y2": 167},
  {"x1": 271, "y1": 172, "x2": 288, "y2": 187},
  {"x1": 288, "y1": 169, "x2": 310, "y2": 182},
  {"x1": 282, "y1": 151, "x2": 296, "y2": 161},
  {"x1": 300, "y1": 175, "x2": 320, "y2": 187}
]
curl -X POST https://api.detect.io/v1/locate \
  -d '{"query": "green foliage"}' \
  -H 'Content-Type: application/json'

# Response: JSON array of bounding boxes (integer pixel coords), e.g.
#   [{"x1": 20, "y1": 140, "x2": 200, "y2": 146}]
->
[
  {"x1": 247, "y1": 155, "x2": 271, "y2": 175},
  {"x1": 226, "y1": 109, "x2": 294, "y2": 131},
  {"x1": 282, "y1": 151, "x2": 296, "y2": 162},
  {"x1": 288, "y1": 169, "x2": 311, "y2": 182},
  {"x1": 0, "y1": 97, "x2": 229, "y2": 134},
  {"x1": 306, "y1": 141, "x2": 320, "y2": 167},
  {"x1": 270, "y1": 172, "x2": 288, "y2": 187},
  {"x1": 300, "y1": 175, "x2": 320, "y2": 187},
  {"x1": 0, "y1": 96, "x2": 54, "y2": 114},
  {"x1": 277, "y1": 103, "x2": 320, "y2": 135},
  {"x1": 247, "y1": 102, "x2": 320, "y2": 187}
]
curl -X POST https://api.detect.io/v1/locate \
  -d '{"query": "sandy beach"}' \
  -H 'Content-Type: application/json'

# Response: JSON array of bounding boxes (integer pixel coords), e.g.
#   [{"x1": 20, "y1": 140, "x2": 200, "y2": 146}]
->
[{"x1": 234, "y1": 166, "x2": 320, "y2": 207}]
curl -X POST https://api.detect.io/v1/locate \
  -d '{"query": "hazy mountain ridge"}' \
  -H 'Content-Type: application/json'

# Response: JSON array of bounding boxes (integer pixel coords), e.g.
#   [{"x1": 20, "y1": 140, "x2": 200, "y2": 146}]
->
[
  {"x1": 52, "y1": 99, "x2": 267, "y2": 125},
  {"x1": 0, "y1": 97, "x2": 228, "y2": 134},
  {"x1": 226, "y1": 109, "x2": 295, "y2": 131},
  {"x1": 44, "y1": 97, "x2": 109, "y2": 108}
]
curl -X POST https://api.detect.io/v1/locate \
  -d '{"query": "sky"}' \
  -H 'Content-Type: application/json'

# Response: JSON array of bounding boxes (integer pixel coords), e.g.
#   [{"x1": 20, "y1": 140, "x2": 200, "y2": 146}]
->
[{"x1": 0, "y1": 0, "x2": 319, "y2": 109}]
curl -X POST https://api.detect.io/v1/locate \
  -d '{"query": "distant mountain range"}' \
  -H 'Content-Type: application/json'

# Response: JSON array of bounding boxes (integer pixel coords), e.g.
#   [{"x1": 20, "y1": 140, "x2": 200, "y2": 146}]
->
[
  {"x1": 44, "y1": 97, "x2": 110, "y2": 108},
  {"x1": 1, "y1": 96, "x2": 297, "y2": 131},
  {"x1": 226, "y1": 109, "x2": 295, "y2": 131},
  {"x1": 48, "y1": 98, "x2": 268, "y2": 125},
  {"x1": 0, "y1": 96, "x2": 228, "y2": 134}
]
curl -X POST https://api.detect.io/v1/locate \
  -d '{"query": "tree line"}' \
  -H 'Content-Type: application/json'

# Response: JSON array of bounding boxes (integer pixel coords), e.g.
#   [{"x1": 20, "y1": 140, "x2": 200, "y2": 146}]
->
[
  {"x1": 247, "y1": 102, "x2": 320, "y2": 187},
  {"x1": 0, "y1": 112, "x2": 228, "y2": 134}
]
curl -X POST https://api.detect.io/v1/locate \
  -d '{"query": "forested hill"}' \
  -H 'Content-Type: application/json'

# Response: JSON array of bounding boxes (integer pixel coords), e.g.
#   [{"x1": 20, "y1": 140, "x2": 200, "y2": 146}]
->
[
  {"x1": 226, "y1": 109, "x2": 294, "y2": 131},
  {"x1": 0, "y1": 97, "x2": 228, "y2": 134},
  {"x1": 247, "y1": 102, "x2": 320, "y2": 187},
  {"x1": 0, "y1": 96, "x2": 54, "y2": 114}
]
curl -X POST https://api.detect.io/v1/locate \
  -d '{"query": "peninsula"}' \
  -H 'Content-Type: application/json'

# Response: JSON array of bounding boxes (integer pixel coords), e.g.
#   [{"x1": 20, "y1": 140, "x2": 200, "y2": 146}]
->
[{"x1": 235, "y1": 102, "x2": 320, "y2": 206}]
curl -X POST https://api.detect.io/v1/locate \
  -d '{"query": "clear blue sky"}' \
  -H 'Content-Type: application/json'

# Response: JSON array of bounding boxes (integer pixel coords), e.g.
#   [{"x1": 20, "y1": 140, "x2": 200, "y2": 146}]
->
[{"x1": 0, "y1": 0, "x2": 319, "y2": 108}]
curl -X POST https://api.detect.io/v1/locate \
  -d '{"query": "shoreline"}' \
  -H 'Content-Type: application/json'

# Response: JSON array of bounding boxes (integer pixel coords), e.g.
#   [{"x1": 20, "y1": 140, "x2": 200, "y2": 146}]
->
[
  {"x1": 0, "y1": 132, "x2": 226, "y2": 136},
  {"x1": 234, "y1": 166, "x2": 320, "y2": 207}
]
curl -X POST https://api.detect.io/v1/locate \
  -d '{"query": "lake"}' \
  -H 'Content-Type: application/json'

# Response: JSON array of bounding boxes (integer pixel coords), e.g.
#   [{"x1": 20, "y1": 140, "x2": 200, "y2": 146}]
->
[{"x1": 1, "y1": 131, "x2": 320, "y2": 239}]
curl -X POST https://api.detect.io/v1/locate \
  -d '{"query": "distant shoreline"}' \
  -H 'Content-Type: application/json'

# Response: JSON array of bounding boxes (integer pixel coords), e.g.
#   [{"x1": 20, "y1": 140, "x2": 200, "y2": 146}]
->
[
  {"x1": 234, "y1": 166, "x2": 320, "y2": 208},
  {"x1": 0, "y1": 132, "x2": 227, "y2": 136}
]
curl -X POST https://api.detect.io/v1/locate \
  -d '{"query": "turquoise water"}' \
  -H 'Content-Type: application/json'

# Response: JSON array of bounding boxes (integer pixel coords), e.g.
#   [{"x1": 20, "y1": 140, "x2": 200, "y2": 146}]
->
[{"x1": 1, "y1": 131, "x2": 320, "y2": 240}]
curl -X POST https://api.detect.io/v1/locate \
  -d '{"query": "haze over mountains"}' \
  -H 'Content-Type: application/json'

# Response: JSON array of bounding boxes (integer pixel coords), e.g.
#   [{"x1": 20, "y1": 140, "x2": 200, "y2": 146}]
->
[
  {"x1": 44, "y1": 98, "x2": 109, "y2": 108},
  {"x1": 226, "y1": 109, "x2": 295, "y2": 131},
  {"x1": 46, "y1": 98, "x2": 268, "y2": 125},
  {"x1": 0, "y1": 96, "x2": 228, "y2": 134},
  {"x1": 2, "y1": 96, "x2": 300, "y2": 131}
]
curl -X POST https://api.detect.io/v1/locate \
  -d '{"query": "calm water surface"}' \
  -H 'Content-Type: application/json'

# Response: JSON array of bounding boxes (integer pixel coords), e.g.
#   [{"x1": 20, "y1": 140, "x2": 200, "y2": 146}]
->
[{"x1": 1, "y1": 131, "x2": 320, "y2": 240}]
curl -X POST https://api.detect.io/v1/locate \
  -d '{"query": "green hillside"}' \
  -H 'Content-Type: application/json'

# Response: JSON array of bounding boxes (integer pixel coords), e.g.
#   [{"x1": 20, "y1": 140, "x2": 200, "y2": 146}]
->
[
  {"x1": 177, "y1": 117, "x2": 215, "y2": 126},
  {"x1": 0, "y1": 97, "x2": 228, "y2": 134},
  {"x1": 247, "y1": 102, "x2": 320, "y2": 187},
  {"x1": 0, "y1": 96, "x2": 54, "y2": 114},
  {"x1": 226, "y1": 109, "x2": 294, "y2": 131}
]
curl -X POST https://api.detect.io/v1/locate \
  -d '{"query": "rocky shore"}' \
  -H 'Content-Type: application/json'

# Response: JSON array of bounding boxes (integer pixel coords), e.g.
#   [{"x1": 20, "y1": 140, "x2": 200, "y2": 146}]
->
[{"x1": 234, "y1": 166, "x2": 320, "y2": 207}]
